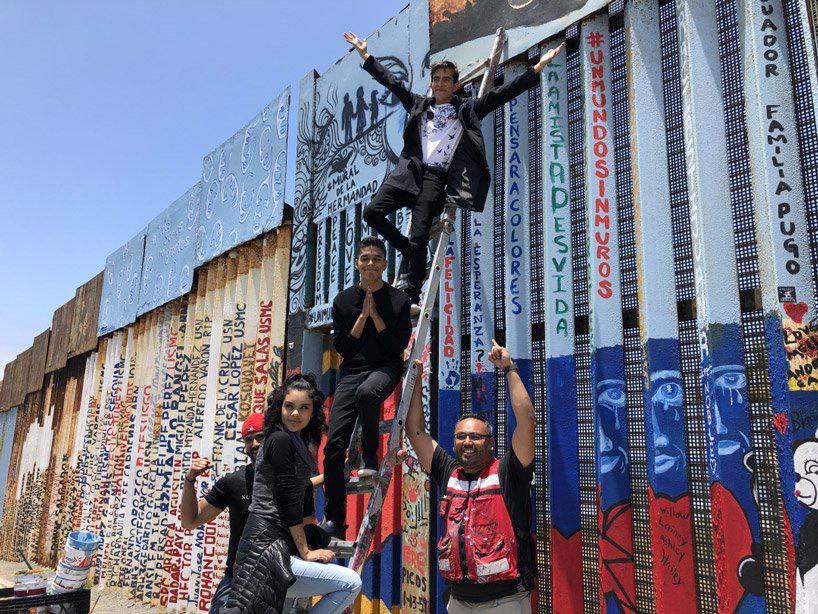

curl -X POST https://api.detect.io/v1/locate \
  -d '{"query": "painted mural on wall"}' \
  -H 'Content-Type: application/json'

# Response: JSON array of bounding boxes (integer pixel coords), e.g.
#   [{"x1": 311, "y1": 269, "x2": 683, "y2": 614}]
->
[
  {"x1": 794, "y1": 431, "x2": 818, "y2": 609},
  {"x1": 2, "y1": 0, "x2": 818, "y2": 612},
  {"x1": 311, "y1": 17, "x2": 407, "y2": 224},
  {"x1": 97, "y1": 230, "x2": 147, "y2": 337},
  {"x1": 0, "y1": 231, "x2": 290, "y2": 613},
  {"x1": 302, "y1": 2, "x2": 429, "y2": 331},
  {"x1": 196, "y1": 88, "x2": 290, "y2": 266},
  {"x1": 0, "y1": 408, "x2": 18, "y2": 518},
  {"x1": 137, "y1": 182, "x2": 202, "y2": 317},
  {"x1": 429, "y1": 0, "x2": 612, "y2": 71}
]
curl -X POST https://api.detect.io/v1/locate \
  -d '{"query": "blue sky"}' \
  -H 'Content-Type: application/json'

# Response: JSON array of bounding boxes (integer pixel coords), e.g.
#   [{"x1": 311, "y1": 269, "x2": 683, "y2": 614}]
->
[{"x1": 0, "y1": 0, "x2": 405, "y2": 373}]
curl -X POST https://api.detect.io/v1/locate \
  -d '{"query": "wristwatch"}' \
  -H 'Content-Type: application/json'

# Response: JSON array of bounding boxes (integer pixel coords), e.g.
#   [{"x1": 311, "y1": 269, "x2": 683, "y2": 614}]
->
[{"x1": 503, "y1": 362, "x2": 518, "y2": 375}]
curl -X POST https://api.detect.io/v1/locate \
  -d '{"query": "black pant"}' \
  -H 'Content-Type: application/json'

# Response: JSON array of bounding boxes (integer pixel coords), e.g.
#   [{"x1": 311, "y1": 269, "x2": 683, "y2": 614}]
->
[
  {"x1": 323, "y1": 366, "x2": 402, "y2": 523},
  {"x1": 363, "y1": 170, "x2": 446, "y2": 301}
]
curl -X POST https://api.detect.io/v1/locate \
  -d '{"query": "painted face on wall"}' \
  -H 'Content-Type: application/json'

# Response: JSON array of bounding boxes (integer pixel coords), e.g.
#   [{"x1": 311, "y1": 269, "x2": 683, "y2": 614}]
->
[
  {"x1": 711, "y1": 365, "x2": 751, "y2": 459},
  {"x1": 597, "y1": 379, "x2": 628, "y2": 476},
  {"x1": 794, "y1": 437, "x2": 818, "y2": 510},
  {"x1": 650, "y1": 370, "x2": 685, "y2": 478}
]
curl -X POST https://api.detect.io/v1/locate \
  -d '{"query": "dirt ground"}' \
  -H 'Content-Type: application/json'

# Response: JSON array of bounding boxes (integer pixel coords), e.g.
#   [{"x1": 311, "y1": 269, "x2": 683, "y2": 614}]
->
[{"x1": 0, "y1": 559, "x2": 163, "y2": 613}]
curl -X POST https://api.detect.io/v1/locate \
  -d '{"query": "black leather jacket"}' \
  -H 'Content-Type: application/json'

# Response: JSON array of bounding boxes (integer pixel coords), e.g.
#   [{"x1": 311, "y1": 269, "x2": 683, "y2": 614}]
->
[
  {"x1": 225, "y1": 429, "x2": 314, "y2": 613},
  {"x1": 362, "y1": 54, "x2": 540, "y2": 213},
  {"x1": 247, "y1": 429, "x2": 313, "y2": 554}
]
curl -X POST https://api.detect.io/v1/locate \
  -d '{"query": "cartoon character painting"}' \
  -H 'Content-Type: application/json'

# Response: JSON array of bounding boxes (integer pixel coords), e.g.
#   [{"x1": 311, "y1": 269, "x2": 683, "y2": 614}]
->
[{"x1": 794, "y1": 432, "x2": 818, "y2": 611}]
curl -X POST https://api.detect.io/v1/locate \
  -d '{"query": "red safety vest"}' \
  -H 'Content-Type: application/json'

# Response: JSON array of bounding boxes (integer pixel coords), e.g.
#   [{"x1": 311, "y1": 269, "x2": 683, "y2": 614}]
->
[{"x1": 437, "y1": 458, "x2": 520, "y2": 584}]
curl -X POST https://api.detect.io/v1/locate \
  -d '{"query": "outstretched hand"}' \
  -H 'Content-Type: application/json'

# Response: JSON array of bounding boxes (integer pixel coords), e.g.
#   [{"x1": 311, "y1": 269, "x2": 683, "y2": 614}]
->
[
  {"x1": 343, "y1": 31, "x2": 369, "y2": 60},
  {"x1": 533, "y1": 42, "x2": 566, "y2": 73}
]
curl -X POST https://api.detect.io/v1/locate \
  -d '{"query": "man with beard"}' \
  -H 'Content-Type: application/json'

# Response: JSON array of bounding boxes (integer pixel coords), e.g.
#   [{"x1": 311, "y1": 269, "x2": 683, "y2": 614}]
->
[
  {"x1": 406, "y1": 340, "x2": 536, "y2": 613},
  {"x1": 181, "y1": 413, "x2": 265, "y2": 614}
]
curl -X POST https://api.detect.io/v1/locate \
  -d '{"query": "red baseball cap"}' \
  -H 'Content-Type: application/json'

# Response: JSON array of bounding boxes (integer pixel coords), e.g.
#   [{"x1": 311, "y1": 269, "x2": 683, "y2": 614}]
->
[{"x1": 241, "y1": 413, "x2": 264, "y2": 439}]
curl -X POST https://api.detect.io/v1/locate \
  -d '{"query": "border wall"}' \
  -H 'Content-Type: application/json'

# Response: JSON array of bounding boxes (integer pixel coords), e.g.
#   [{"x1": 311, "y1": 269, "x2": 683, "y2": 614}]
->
[{"x1": 1, "y1": 0, "x2": 818, "y2": 612}]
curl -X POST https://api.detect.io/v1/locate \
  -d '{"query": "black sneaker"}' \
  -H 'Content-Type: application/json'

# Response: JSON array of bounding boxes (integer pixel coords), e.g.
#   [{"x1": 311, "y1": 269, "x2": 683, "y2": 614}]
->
[
  {"x1": 394, "y1": 273, "x2": 410, "y2": 291},
  {"x1": 358, "y1": 451, "x2": 379, "y2": 478},
  {"x1": 318, "y1": 518, "x2": 347, "y2": 540}
]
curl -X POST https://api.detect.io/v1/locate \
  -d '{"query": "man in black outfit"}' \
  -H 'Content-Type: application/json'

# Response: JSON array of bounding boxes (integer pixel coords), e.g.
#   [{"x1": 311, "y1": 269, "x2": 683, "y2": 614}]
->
[
  {"x1": 343, "y1": 30, "x2": 564, "y2": 308},
  {"x1": 319, "y1": 236, "x2": 412, "y2": 538},
  {"x1": 181, "y1": 413, "x2": 265, "y2": 614},
  {"x1": 406, "y1": 340, "x2": 536, "y2": 613}
]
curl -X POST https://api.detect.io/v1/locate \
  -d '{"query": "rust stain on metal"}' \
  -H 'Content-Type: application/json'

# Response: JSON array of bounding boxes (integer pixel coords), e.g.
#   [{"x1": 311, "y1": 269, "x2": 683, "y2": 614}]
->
[
  {"x1": 45, "y1": 299, "x2": 76, "y2": 374},
  {"x1": 27, "y1": 330, "x2": 51, "y2": 394},
  {"x1": 68, "y1": 272, "x2": 104, "y2": 359}
]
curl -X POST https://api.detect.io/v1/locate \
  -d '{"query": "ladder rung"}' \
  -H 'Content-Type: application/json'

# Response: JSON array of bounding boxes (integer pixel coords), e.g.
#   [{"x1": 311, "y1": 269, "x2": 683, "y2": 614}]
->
[
  {"x1": 346, "y1": 474, "x2": 378, "y2": 494},
  {"x1": 329, "y1": 539, "x2": 356, "y2": 559}
]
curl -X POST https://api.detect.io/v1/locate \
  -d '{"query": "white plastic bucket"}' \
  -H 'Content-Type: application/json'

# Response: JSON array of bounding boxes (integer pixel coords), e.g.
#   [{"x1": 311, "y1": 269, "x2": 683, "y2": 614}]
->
[
  {"x1": 14, "y1": 569, "x2": 47, "y2": 597},
  {"x1": 66, "y1": 531, "x2": 101, "y2": 552},
  {"x1": 52, "y1": 571, "x2": 86, "y2": 590},
  {"x1": 61, "y1": 544, "x2": 95, "y2": 568},
  {"x1": 56, "y1": 562, "x2": 89, "y2": 580}
]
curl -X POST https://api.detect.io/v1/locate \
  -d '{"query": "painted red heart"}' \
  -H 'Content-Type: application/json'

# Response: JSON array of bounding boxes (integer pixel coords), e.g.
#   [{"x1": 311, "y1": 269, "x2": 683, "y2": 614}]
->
[
  {"x1": 773, "y1": 412, "x2": 788, "y2": 435},
  {"x1": 784, "y1": 301, "x2": 808, "y2": 324}
]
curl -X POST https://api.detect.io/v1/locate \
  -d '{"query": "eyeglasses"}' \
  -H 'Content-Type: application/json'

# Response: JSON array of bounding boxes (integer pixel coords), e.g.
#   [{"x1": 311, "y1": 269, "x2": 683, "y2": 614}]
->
[{"x1": 454, "y1": 432, "x2": 490, "y2": 442}]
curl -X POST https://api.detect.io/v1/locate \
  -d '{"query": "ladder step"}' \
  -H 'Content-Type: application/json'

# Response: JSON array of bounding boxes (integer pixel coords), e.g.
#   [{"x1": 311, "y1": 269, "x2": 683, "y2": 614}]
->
[
  {"x1": 329, "y1": 539, "x2": 356, "y2": 559},
  {"x1": 346, "y1": 474, "x2": 378, "y2": 494}
]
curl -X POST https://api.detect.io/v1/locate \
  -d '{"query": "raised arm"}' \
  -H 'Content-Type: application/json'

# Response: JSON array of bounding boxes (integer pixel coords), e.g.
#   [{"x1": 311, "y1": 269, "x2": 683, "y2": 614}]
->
[
  {"x1": 488, "y1": 340, "x2": 535, "y2": 467},
  {"x1": 344, "y1": 31, "x2": 418, "y2": 112},
  {"x1": 180, "y1": 457, "x2": 224, "y2": 529},
  {"x1": 473, "y1": 42, "x2": 565, "y2": 119},
  {"x1": 405, "y1": 361, "x2": 437, "y2": 473}
]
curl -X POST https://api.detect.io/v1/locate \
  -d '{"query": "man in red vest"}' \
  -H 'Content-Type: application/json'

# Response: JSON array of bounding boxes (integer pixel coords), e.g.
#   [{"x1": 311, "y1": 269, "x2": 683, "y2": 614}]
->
[{"x1": 406, "y1": 340, "x2": 536, "y2": 613}]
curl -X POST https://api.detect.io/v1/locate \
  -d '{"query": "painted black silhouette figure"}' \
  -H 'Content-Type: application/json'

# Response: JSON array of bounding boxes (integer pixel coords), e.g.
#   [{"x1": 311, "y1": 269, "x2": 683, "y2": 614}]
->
[
  {"x1": 342, "y1": 93, "x2": 354, "y2": 143},
  {"x1": 370, "y1": 90, "x2": 379, "y2": 127},
  {"x1": 355, "y1": 86, "x2": 369, "y2": 137}
]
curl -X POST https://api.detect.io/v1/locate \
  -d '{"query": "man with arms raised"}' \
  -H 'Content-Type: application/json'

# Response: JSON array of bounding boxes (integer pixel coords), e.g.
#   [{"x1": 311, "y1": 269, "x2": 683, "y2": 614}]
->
[
  {"x1": 406, "y1": 341, "x2": 536, "y2": 613},
  {"x1": 343, "y1": 30, "x2": 563, "y2": 311}
]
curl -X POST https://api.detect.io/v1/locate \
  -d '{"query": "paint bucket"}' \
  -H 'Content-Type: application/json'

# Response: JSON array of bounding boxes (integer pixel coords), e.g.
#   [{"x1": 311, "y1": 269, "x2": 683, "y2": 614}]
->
[
  {"x1": 60, "y1": 544, "x2": 95, "y2": 568},
  {"x1": 53, "y1": 559, "x2": 92, "y2": 591},
  {"x1": 55, "y1": 562, "x2": 90, "y2": 579},
  {"x1": 66, "y1": 531, "x2": 101, "y2": 552},
  {"x1": 52, "y1": 572, "x2": 86, "y2": 591},
  {"x1": 13, "y1": 568, "x2": 47, "y2": 597}
]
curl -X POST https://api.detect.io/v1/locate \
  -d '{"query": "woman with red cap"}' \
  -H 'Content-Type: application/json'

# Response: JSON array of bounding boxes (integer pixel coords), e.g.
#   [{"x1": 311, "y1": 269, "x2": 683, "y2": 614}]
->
[{"x1": 181, "y1": 412, "x2": 266, "y2": 613}]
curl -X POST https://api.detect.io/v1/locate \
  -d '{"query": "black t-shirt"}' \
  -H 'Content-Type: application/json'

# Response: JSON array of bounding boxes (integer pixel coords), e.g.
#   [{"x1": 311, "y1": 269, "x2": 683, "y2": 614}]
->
[
  {"x1": 204, "y1": 464, "x2": 254, "y2": 576},
  {"x1": 332, "y1": 283, "x2": 412, "y2": 374},
  {"x1": 430, "y1": 446, "x2": 535, "y2": 603}
]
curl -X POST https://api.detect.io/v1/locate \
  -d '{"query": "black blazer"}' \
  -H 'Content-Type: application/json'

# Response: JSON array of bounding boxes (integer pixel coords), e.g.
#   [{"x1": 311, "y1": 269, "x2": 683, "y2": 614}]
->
[{"x1": 363, "y1": 54, "x2": 540, "y2": 213}]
